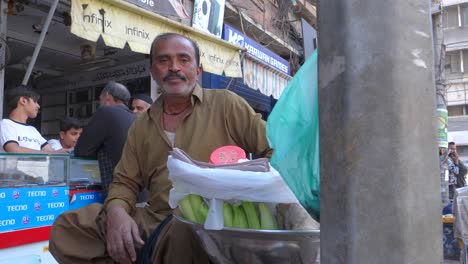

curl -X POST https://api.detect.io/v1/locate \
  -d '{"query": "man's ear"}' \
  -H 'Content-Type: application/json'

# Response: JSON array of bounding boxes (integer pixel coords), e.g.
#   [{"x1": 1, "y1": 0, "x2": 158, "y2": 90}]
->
[
  {"x1": 195, "y1": 66, "x2": 202, "y2": 81},
  {"x1": 108, "y1": 95, "x2": 117, "y2": 104},
  {"x1": 18, "y1": 96, "x2": 27, "y2": 106}
]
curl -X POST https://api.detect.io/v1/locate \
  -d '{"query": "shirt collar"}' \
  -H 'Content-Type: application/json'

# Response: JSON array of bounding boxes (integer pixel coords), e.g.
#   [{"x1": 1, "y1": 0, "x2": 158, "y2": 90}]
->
[
  {"x1": 148, "y1": 84, "x2": 204, "y2": 120},
  {"x1": 191, "y1": 84, "x2": 204, "y2": 103}
]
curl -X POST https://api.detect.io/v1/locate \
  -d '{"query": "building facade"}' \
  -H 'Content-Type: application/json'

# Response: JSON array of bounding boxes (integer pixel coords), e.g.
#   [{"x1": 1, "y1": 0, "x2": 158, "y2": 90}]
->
[
  {"x1": 444, "y1": 1, "x2": 468, "y2": 116},
  {"x1": 0, "y1": 0, "x2": 316, "y2": 137},
  {"x1": 443, "y1": 0, "x2": 468, "y2": 160}
]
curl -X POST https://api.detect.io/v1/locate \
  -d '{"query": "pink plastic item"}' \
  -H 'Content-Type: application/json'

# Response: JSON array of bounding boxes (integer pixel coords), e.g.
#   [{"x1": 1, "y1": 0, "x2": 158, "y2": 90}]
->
[{"x1": 209, "y1": 145, "x2": 247, "y2": 165}]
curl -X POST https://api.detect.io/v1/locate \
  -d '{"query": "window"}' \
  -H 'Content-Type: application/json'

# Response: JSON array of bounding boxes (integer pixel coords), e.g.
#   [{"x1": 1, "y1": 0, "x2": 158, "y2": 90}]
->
[
  {"x1": 446, "y1": 50, "x2": 462, "y2": 73},
  {"x1": 462, "y1": 4, "x2": 468, "y2": 26},
  {"x1": 444, "y1": 6, "x2": 459, "y2": 28},
  {"x1": 448, "y1": 105, "x2": 464, "y2": 116},
  {"x1": 463, "y1": 50, "x2": 468, "y2": 73}
]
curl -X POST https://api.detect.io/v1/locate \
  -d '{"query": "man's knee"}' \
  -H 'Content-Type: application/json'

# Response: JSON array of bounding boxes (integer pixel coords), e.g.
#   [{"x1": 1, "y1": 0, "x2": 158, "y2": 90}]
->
[{"x1": 49, "y1": 204, "x2": 108, "y2": 262}]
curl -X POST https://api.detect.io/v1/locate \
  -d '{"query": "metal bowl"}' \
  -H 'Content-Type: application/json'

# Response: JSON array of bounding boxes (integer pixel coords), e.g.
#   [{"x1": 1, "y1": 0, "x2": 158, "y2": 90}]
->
[{"x1": 173, "y1": 215, "x2": 320, "y2": 264}]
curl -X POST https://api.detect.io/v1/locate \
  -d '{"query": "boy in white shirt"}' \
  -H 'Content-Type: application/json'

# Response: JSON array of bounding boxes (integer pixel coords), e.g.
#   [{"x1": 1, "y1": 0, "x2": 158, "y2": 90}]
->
[
  {"x1": 0, "y1": 85, "x2": 69, "y2": 153},
  {"x1": 48, "y1": 117, "x2": 82, "y2": 151}
]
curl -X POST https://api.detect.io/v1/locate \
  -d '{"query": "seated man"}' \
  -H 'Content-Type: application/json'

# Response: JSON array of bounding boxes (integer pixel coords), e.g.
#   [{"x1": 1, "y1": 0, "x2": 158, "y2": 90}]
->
[
  {"x1": 74, "y1": 81, "x2": 136, "y2": 194},
  {"x1": 0, "y1": 85, "x2": 67, "y2": 153},
  {"x1": 48, "y1": 117, "x2": 82, "y2": 151},
  {"x1": 131, "y1": 94, "x2": 153, "y2": 115},
  {"x1": 50, "y1": 33, "x2": 272, "y2": 264}
]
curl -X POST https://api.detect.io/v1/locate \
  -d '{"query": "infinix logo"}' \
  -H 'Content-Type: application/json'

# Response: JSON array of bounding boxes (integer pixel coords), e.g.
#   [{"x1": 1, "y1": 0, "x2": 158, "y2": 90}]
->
[
  {"x1": 82, "y1": 13, "x2": 112, "y2": 28},
  {"x1": 125, "y1": 26, "x2": 150, "y2": 40}
]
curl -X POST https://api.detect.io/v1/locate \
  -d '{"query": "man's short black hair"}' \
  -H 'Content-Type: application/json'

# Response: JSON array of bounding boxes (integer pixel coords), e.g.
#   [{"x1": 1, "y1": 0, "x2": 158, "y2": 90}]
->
[
  {"x1": 8, "y1": 85, "x2": 40, "y2": 109},
  {"x1": 60, "y1": 117, "x2": 82, "y2": 132},
  {"x1": 101, "y1": 81, "x2": 131, "y2": 104},
  {"x1": 132, "y1": 94, "x2": 153, "y2": 105},
  {"x1": 449, "y1": 142, "x2": 456, "y2": 146},
  {"x1": 149, "y1": 33, "x2": 200, "y2": 67}
]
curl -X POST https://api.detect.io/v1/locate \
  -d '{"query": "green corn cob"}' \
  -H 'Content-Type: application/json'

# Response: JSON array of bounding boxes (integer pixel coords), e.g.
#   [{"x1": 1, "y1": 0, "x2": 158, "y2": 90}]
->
[
  {"x1": 242, "y1": 201, "x2": 261, "y2": 229},
  {"x1": 232, "y1": 204, "x2": 248, "y2": 228},
  {"x1": 188, "y1": 194, "x2": 205, "y2": 224},
  {"x1": 223, "y1": 202, "x2": 233, "y2": 227},
  {"x1": 179, "y1": 195, "x2": 197, "y2": 223},
  {"x1": 258, "y1": 202, "x2": 278, "y2": 230}
]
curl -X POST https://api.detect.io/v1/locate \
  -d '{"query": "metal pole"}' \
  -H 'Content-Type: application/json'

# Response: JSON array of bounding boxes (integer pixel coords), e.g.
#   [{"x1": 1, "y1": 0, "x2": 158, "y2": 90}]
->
[
  {"x1": 0, "y1": 0, "x2": 8, "y2": 118},
  {"x1": 318, "y1": 0, "x2": 442, "y2": 263},
  {"x1": 21, "y1": 0, "x2": 59, "y2": 85}
]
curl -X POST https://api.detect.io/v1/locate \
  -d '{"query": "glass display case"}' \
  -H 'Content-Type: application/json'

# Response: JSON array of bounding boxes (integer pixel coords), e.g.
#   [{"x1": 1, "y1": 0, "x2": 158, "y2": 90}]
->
[
  {"x1": 0, "y1": 153, "x2": 69, "y2": 188},
  {"x1": 69, "y1": 156, "x2": 102, "y2": 190},
  {"x1": 0, "y1": 154, "x2": 103, "y2": 234},
  {"x1": 0, "y1": 154, "x2": 102, "y2": 189}
]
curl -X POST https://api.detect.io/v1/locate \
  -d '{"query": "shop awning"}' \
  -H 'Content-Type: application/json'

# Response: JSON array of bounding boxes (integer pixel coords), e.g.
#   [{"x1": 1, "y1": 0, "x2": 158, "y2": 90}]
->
[
  {"x1": 70, "y1": 0, "x2": 243, "y2": 77},
  {"x1": 243, "y1": 56, "x2": 292, "y2": 99}
]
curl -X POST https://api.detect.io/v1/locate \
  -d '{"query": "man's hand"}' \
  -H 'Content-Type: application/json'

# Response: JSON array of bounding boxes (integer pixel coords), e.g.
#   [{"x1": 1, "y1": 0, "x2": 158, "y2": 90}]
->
[
  {"x1": 55, "y1": 148, "x2": 72, "y2": 154},
  {"x1": 453, "y1": 151, "x2": 460, "y2": 164},
  {"x1": 106, "y1": 206, "x2": 145, "y2": 263}
]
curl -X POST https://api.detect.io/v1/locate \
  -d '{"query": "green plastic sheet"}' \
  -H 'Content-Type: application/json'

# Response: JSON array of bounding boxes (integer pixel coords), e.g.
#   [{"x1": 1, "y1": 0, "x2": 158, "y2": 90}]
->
[{"x1": 266, "y1": 50, "x2": 320, "y2": 220}]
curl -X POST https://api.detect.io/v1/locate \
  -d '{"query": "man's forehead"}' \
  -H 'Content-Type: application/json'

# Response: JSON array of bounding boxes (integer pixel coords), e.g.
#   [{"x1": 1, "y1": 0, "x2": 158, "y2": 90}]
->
[
  {"x1": 153, "y1": 37, "x2": 195, "y2": 54},
  {"x1": 22, "y1": 96, "x2": 37, "y2": 102},
  {"x1": 133, "y1": 99, "x2": 149, "y2": 105},
  {"x1": 67, "y1": 128, "x2": 82, "y2": 133}
]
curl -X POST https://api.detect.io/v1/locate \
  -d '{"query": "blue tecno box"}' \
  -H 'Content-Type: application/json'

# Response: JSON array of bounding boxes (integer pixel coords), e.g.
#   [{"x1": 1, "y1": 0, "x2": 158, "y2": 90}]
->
[{"x1": 0, "y1": 187, "x2": 69, "y2": 232}]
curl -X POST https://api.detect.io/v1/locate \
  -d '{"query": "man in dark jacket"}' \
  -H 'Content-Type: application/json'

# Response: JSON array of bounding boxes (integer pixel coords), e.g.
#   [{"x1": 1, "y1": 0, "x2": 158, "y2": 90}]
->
[{"x1": 75, "y1": 81, "x2": 136, "y2": 194}]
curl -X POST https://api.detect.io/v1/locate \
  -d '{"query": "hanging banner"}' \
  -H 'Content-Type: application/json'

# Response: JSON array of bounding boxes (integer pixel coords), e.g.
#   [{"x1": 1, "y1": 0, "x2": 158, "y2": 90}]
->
[
  {"x1": 437, "y1": 108, "x2": 448, "y2": 148},
  {"x1": 70, "y1": 0, "x2": 242, "y2": 77}
]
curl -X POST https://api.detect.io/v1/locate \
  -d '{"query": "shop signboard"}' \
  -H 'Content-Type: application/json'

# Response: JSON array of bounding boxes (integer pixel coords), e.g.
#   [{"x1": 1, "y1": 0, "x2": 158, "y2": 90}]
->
[
  {"x1": 70, "y1": 0, "x2": 242, "y2": 77},
  {"x1": 192, "y1": 0, "x2": 226, "y2": 38},
  {"x1": 124, "y1": 0, "x2": 189, "y2": 19},
  {"x1": 38, "y1": 61, "x2": 149, "y2": 92},
  {"x1": 223, "y1": 24, "x2": 290, "y2": 75}
]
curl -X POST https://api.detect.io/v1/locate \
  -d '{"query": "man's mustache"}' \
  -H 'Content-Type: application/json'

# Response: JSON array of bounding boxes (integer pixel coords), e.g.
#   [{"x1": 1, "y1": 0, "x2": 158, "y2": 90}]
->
[{"x1": 163, "y1": 73, "x2": 186, "y2": 81}]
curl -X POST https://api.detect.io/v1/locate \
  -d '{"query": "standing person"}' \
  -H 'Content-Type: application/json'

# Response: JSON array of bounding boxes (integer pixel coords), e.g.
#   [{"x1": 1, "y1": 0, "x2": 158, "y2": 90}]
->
[
  {"x1": 48, "y1": 117, "x2": 83, "y2": 151},
  {"x1": 131, "y1": 94, "x2": 153, "y2": 115},
  {"x1": 0, "y1": 85, "x2": 68, "y2": 153},
  {"x1": 448, "y1": 141, "x2": 467, "y2": 198},
  {"x1": 74, "y1": 81, "x2": 136, "y2": 194},
  {"x1": 49, "y1": 33, "x2": 272, "y2": 264}
]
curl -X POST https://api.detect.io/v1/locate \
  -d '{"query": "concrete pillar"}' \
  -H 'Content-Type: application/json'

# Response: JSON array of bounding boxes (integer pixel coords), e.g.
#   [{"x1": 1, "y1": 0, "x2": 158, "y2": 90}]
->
[{"x1": 318, "y1": 0, "x2": 443, "y2": 263}]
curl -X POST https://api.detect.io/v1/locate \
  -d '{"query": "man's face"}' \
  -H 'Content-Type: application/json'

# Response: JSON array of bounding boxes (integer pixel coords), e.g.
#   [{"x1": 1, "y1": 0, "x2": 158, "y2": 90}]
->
[
  {"x1": 449, "y1": 144, "x2": 457, "y2": 153},
  {"x1": 131, "y1": 99, "x2": 151, "y2": 115},
  {"x1": 23, "y1": 97, "x2": 40, "y2": 118},
  {"x1": 150, "y1": 36, "x2": 201, "y2": 97},
  {"x1": 60, "y1": 128, "x2": 82, "y2": 149}
]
